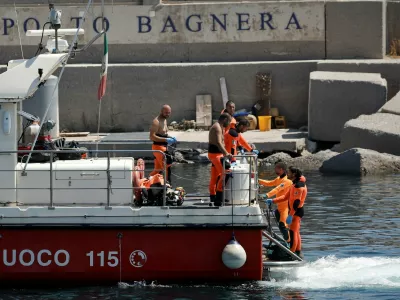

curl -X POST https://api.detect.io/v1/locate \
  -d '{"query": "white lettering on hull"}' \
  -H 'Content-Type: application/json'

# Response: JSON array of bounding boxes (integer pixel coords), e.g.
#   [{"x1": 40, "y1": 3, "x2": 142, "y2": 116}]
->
[
  {"x1": 19, "y1": 249, "x2": 35, "y2": 266},
  {"x1": 2, "y1": 249, "x2": 70, "y2": 267},
  {"x1": 86, "y1": 251, "x2": 119, "y2": 267}
]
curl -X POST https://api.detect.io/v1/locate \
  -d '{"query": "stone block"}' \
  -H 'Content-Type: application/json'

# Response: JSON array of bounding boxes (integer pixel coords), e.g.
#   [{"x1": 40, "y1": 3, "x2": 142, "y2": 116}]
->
[
  {"x1": 380, "y1": 90, "x2": 400, "y2": 115},
  {"x1": 340, "y1": 113, "x2": 400, "y2": 156},
  {"x1": 317, "y1": 60, "x2": 400, "y2": 100},
  {"x1": 320, "y1": 148, "x2": 400, "y2": 175},
  {"x1": 308, "y1": 71, "x2": 387, "y2": 142},
  {"x1": 326, "y1": 1, "x2": 385, "y2": 59}
]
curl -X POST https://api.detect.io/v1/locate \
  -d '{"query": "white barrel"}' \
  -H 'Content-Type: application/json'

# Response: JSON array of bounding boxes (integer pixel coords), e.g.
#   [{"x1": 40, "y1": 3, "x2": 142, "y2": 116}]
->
[
  {"x1": 225, "y1": 163, "x2": 250, "y2": 205},
  {"x1": 240, "y1": 153, "x2": 258, "y2": 201},
  {"x1": 22, "y1": 75, "x2": 59, "y2": 138}
]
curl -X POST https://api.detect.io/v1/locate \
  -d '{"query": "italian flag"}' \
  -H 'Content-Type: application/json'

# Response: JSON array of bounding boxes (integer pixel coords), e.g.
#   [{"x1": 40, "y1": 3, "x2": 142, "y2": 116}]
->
[{"x1": 97, "y1": 32, "x2": 108, "y2": 100}]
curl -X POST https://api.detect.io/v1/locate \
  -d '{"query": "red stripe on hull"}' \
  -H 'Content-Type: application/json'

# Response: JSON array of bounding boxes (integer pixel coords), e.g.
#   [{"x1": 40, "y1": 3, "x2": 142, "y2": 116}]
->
[{"x1": 0, "y1": 228, "x2": 263, "y2": 283}]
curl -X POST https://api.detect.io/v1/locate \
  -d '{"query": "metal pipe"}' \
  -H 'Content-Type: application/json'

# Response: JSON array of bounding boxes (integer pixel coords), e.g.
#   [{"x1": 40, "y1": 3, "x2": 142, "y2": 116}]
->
[
  {"x1": 248, "y1": 155, "x2": 252, "y2": 206},
  {"x1": 21, "y1": 0, "x2": 94, "y2": 174},
  {"x1": 222, "y1": 158, "x2": 225, "y2": 207},
  {"x1": 162, "y1": 152, "x2": 166, "y2": 206},
  {"x1": 106, "y1": 151, "x2": 111, "y2": 208},
  {"x1": 73, "y1": 30, "x2": 104, "y2": 53},
  {"x1": 262, "y1": 230, "x2": 303, "y2": 261},
  {"x1": 55, "y1": 28, "x2": 58, "y2": 53},
  {"x1": 1, "y1": 149, "x2": 169, "y2": 155},
  {"x1": 49, "y1": 152, "x2": 54, "y2": 209}
]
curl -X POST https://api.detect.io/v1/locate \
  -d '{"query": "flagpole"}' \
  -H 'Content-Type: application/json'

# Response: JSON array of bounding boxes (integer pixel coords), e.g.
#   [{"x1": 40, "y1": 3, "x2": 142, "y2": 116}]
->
[{"x1": 95, "y1": 0, "x2": 105, "y2": 157}]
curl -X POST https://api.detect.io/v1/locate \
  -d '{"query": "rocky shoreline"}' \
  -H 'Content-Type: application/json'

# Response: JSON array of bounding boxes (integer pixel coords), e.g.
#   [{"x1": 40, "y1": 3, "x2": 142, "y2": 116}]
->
[
  {"x1": 261, "y1": 148, "x2": 400, "y2": 175},
  {"x1": 173, "y1": 146, "x2": 400, "y2": 176},
  {"x1": 172, "y1": 89, "x2": 400, "y2": 176}
]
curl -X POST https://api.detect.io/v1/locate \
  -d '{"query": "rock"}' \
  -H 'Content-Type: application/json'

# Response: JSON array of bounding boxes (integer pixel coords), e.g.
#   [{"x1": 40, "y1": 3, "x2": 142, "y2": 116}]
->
[
  {"x1": 197, "y1": 152, "x2": 210, "y2": 163},
  {"x1": 330, "y1": 143, "x2": 342, "y2": 152},
  {"x1": 169, "y1": 119, "x2": 197, "y2": 131},
  {"x1": 173, "y1": 151, "x2": 189, "y2": 164},
  {"x1": 262, "y1": 150, "x2": 338, "y2": 170},
  {"x1": 308, "y1": 71, "x2": 387, "y2": 142},
  {"x1": 341, "y1": 113, "x2": 400, "y2": 156},
  {"x1": 320, "y1": 148, "x2": 400, "y2": 175},
  {"x1": 177, "y1": 148, "x2": 203, "y2": 161},
  {"x1": 195, "y1": 148, "x2": 206, "y2": 154},
  {"x1": 379, "y1": 90, "x2": 400, "y2": 116},
  {"x1": 262, "y1": 152, "x2": 292, "y2": 166},
  {"x1": 306, "y1": 139, "x2": 318, "y2": 153},
  {"x1": 290, "y1": 150, "x2": 337, "y2": 170},
  {"x1": 299, "y1": 126, "x2": 308, "y2": 132}
]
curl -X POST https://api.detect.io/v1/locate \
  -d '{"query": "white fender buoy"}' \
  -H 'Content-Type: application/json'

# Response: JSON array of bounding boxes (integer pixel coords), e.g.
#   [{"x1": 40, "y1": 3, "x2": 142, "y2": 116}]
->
[{"x1": 222, "y1": 235, "x2": 247, "y2": 269}]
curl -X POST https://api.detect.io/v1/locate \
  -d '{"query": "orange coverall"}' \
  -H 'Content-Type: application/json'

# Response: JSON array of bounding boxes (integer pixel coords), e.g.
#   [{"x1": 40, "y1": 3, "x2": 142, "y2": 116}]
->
[
  {"x1": 224, "y1": 128, "x2": 253, "y2": 160},
  {"x1": 259, "y1": 175, "x2": 292, "y2": 241},
  {"x1": 150, "y1": 134, "x2": 172, "y2": 182},
  {"x1": 274, "y1": 176, "x2": 307, "y2": 253}
]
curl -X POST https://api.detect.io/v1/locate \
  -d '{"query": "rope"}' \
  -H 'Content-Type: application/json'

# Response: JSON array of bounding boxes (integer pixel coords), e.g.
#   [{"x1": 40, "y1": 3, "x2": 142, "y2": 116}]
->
[
  {"x1": 170, "y1": 171, "x2": 195, "y2": 181},
  {"x1": 13, "y1": 0, "x2": 24, "y2": 59},
  {"x1": 22, "y1": 0, "x2": 94, "y2": 172},
  {"x1": 95, "y1": 0, "x2": 106, "y2": 157}
]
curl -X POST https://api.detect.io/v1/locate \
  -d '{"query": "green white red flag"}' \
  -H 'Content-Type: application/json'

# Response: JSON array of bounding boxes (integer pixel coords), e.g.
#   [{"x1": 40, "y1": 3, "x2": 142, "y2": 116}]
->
[{"x1": 97, "y1": 32, "x2": 108, "y2": 100}]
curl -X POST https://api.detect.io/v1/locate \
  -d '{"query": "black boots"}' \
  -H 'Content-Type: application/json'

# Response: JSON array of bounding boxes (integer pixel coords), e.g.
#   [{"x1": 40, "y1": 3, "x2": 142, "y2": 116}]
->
[
  {"x1": 214, "y1": 191, "x2": 223, "y2": 206},
  {"x1": 295, "y1": 251, "x2": 304, "y2": 259}
]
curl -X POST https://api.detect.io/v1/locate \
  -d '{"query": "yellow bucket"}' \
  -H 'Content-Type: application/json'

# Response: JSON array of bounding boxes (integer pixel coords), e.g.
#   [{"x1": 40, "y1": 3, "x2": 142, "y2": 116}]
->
[{"x1": 258, "y1": 116, "x2": 272, "y2": 131}]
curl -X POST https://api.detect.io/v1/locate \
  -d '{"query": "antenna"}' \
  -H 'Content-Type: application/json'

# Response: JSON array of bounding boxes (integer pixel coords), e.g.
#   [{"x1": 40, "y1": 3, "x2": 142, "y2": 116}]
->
[{"x1": 25, "y1": 3, "x2": 105, "y2": 55}]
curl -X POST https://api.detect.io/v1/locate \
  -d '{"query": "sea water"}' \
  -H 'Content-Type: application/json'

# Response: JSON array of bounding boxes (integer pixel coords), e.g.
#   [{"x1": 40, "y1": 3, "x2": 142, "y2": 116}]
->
[{"x1": 1, "y1": 166, "x2": 399, "y2": 299}]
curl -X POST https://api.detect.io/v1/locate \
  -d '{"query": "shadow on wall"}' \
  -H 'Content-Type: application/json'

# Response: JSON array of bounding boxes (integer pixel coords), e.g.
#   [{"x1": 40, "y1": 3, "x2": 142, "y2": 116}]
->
[{"x1": 58, "y1": 62, "x2": 317, "y2": 132}]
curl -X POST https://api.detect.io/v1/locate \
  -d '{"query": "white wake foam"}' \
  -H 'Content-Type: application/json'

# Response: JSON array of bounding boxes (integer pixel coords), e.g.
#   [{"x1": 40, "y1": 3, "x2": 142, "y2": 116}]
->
[{"x1": 264, "y1": 256, "x2": 400, "y2": 289}]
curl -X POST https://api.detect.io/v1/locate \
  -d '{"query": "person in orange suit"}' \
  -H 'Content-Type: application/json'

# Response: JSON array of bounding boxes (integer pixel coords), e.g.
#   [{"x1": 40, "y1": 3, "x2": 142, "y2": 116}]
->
[
  {"x1": 133, "y1": 159, "x2": 145, "y2": 201},
  {"x1": 221, "y1": 100, "x2": 237, "y2": 132},
  {"x1": 258, "y1": 161, "x2": 292, "y2": 243},
  {"x1": 208, "y1": 113, "x2": 232, "y2": 205},
  {"x1": 221, "y1": 101, "x2": 257, "y2": 155},
  {"x1": 149, "y1": 105, "x2": 176, "y2": 183},
  {"x1": 266, "y1": 166, "x2": 307, "y2": 258},
  {"x1": 224, "y1": 119, "x2": 260, "y2": 162}
]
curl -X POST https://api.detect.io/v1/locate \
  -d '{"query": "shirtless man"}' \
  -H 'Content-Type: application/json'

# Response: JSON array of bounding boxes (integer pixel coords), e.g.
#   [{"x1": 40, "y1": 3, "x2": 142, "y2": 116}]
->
[
  {"x1": 208, "y1": 113, "x2": 232, "y2": 206},
  {"x1": 149, "y1": 105, "x2": 176, "y2": 182}
]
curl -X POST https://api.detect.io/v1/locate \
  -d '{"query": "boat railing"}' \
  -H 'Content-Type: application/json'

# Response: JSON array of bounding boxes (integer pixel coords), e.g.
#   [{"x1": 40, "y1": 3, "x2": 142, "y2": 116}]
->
[
  {"x1": 222, "y1": 153, "x2": 259, "y2": 207},
  {"x1": 0, "y1": 149, "x2": 170, "y2": 208}
]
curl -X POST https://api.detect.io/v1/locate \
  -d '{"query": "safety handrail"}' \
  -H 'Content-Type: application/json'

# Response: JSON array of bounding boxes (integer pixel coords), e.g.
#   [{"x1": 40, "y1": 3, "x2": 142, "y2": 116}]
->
[
  {"x1": 222, "y1": 153, "x2": 258, "y2": 207},
  {"x1": 0, "y1": 149, "x2": 168, "y2": 208}
]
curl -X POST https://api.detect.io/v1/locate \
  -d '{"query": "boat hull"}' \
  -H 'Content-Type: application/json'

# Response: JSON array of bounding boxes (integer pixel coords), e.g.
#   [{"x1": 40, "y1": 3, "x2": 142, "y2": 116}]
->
[{"x1": 0, "y1": 227, "x2": 263, "y2": 284}]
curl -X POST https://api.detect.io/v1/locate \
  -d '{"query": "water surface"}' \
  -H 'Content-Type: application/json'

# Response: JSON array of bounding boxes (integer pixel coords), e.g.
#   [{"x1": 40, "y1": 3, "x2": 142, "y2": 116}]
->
[{"x1": 1, "y1": 164, "x2": 399, "y2": 299}]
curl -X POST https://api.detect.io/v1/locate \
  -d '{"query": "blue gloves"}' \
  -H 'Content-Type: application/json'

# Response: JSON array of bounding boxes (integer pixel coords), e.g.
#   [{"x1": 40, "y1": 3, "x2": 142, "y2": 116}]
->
[
  {"x1": 230, "y1": 162, "x2": 237, "y2": 167},
  {"x1": 166, "y1": 137, "x2": 177, "y2": 145},
  {"x1": 286, "y1": 215, "x2": 293, "y2": 225},
  {"x1": 252, "y1": 149, "x2": 259, "y2": 155},
  {"x1": 258, "y1": 195, "x2": 273, "y2": 205}
]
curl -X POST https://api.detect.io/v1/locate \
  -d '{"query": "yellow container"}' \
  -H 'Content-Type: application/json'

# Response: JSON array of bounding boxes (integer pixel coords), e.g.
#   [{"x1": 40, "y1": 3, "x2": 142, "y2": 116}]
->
[{"x1": 258, "y1": 116, "x2": 272, "y2": 131}]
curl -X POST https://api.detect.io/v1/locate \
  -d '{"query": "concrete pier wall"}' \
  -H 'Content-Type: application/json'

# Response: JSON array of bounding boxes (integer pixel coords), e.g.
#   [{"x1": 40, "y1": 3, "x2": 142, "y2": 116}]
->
[
  {"x1": 0, "y1": 0, "x2": 388, "y2": 63},
  {"x1": 57, "y1": 61, "x2": 317, "y2": 132},
  {"x1": 0, "y1": 0, "x2": 398, "y2": 134},
  {"x1": 2, "y1": 58, "x2": 399, "y2": 133}
]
